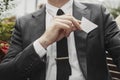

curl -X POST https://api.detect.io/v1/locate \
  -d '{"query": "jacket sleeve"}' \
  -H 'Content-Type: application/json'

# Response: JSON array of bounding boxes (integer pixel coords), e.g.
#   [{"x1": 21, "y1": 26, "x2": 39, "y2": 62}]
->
[
  {"x1": 103, "y1": 5, "x2": 120, "y2": 69},
  {"x1": 0, "y1": 18, "x2": 46, "y2": 80}
]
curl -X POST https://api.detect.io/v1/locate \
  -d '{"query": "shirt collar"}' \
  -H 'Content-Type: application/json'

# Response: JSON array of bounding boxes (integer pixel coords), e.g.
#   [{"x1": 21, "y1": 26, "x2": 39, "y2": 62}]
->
[{"x1": 46, "y1": 0, "x2": 73, "y2": 16}]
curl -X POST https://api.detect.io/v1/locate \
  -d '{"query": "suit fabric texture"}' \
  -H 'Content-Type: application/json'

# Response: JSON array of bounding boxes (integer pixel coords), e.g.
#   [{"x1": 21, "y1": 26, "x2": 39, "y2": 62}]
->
[{"x1": 0, "y1": 1, "x2": 120, "y2": 80}]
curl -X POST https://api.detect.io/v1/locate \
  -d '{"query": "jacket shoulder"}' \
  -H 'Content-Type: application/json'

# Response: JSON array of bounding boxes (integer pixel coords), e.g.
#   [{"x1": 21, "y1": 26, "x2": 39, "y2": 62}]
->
[
  {"x1": 17, "y1": 4, "x2": 45, "y2": 22},
  {"x1": 82, "y1": 2, "x2": 103, "y2": 10}
]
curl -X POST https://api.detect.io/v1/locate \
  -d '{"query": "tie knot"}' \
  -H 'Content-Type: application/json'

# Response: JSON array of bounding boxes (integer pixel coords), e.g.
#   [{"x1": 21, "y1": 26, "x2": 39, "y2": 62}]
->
[{"x1": 57, "y1": 9, "x2": 64, "y2": 15}]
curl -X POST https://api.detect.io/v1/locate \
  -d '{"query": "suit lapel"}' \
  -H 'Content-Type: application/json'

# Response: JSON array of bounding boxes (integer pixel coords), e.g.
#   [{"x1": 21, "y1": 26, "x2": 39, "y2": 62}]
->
[
  {"x1": 73, "y1": 1, "x2": 91, "y2": 79},
  {"x1": 31, "y1": 5, "x2": 46, "y2": 42}
]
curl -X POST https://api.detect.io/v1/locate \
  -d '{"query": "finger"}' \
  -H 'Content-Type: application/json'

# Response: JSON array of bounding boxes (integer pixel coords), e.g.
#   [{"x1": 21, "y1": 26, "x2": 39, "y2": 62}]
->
[
  {"x1": 56, "y1": 21, "x2": 73, "y2": 37},
  {"x1": 55, "y1": 19, "x2": 75, "y2": 30},
  {"x1": 55, "y1": 21, "x2": 72, "y2": 32},
  {"x1": 72, "y1": 18, "x2": 81, "y2": 30},
  {"x1": 65, "y1": 30, "x2": 72, "y2": 37},
  {"x1": 54, "y1": 15, "x2": 73, "y2": 21},
  {"x1": 55, "y1": 16, "x2": 79, "y2": 31},
  {"x1": 55, "y1": 15, "x2": 81, "y2": 30}
]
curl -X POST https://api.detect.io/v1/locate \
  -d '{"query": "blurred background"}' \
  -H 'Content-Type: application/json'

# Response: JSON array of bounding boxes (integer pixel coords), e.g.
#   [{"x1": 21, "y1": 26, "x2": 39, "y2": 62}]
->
[{"x1": 0, "y1": 0, "x2": 120, "y2": 18}]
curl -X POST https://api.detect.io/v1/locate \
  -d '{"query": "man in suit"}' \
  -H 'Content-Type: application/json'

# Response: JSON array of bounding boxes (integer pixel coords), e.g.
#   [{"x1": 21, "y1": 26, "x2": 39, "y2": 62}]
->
[{"x1": 0, "y1": 0, "x2": 120, "y2": 80}]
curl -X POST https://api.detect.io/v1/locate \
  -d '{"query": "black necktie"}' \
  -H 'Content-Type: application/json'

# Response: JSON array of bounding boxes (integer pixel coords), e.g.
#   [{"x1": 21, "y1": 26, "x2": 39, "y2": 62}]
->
[{"x1": 56, "y1": 9, "x2": 71, "y2": 80}]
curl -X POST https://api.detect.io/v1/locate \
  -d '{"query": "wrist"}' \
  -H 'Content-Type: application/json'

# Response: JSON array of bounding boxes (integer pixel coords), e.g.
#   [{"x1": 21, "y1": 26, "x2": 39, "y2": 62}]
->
[{"x1": 38, "y1": 36, "x2": 50, "y2": 48}]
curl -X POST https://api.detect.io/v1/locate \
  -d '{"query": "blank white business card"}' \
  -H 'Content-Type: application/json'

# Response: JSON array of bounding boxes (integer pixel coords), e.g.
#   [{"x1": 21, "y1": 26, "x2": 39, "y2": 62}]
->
[{"x1": 80, "y1": 17, "x2": 98, "y2": 33}]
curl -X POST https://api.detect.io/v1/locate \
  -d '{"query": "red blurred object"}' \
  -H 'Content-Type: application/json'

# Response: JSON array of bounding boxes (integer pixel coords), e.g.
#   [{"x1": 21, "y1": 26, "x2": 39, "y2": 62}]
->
[
  {"x1": 0, "y1": 41, "x2": 9, "y2": 62},
  {"x1": 0, "y1": 41, "x2": 9, "y2": 54}
]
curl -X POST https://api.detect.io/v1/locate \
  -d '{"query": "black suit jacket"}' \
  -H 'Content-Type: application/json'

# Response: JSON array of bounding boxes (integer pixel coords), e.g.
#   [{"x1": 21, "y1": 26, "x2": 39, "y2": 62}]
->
[{"x1": 0, "y1": 1, "x2": 120, "y2": 80}]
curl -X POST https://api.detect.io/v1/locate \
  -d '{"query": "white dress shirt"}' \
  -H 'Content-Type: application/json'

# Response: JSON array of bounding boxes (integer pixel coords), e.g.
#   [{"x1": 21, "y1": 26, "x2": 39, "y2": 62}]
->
[{"x1": 33, "y1": 0, "x2": 85, "y2": 80}]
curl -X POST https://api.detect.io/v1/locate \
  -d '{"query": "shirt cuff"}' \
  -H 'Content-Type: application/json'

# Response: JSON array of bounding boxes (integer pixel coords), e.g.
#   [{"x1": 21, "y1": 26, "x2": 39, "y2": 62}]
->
[{"x1": 33, "y1": 40, "x2": 47, "y2": 57}]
